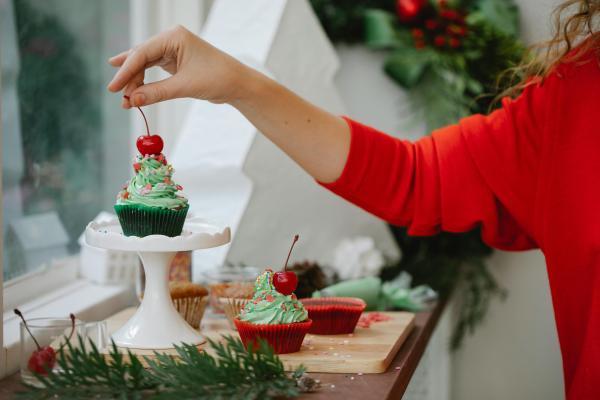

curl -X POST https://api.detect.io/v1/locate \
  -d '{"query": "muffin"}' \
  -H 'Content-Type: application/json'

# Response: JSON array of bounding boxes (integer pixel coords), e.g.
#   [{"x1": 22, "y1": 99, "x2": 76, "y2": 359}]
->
[
  {"x1": 234, "y1": 269, "x2": 311, "y2": 354},
  {"x1": 300, "y1": 297, "x2": 366, "y2": 334},
  {"x1": 169, "y1": 281, "x2": 209, "y2": 329},
  {"x1": 209, "y1": 281, "x2": 254, "y2": 314},
  {"x1": 212, "y1": 282, "x2": 255, "y2": 329},
  {"x1": 115, "y1": 152, "x2": 189, "y2": 237}
]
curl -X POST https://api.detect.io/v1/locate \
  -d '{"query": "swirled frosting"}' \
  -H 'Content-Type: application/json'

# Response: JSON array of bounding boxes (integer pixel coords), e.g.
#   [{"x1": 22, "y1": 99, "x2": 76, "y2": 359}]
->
[
  {"x1": 240, "y1": 269, "x2": 308, "y2": 324},
  {"x1": 116, "y1": 154, "x2": 188, "y2": 210}
]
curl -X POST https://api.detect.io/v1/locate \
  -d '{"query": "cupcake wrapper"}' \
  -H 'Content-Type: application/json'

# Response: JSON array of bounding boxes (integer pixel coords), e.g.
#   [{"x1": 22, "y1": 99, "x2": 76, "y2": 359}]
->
[
  {"x1": 221, "y1": 298, "x2": 252, "y2": 330},
  {"x1": 234, "y1": 318, "x2": 312, "y2": 354},
  {"x1": 114, "y1": 204, "x2": 189, "y2": 237},
  {"x1": 172, "y1": 296, "x2": 208, "y2": 329},
  {"x1": 301, "y1": 297, "x2": 366, "y2": 335}
]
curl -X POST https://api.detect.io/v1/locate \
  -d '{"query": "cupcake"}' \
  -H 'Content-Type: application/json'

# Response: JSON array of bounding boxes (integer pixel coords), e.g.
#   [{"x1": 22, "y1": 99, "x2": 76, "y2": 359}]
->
[
  {"x1": 210, "y1": 282, "x2": 255, "y2": 328},
  {"x1": 300, "y1": 297, "x2": 366, "y2": 335},
  {"x1": 234, "y1": 269, "x2": 311, "y2": 354},
  {"x1": 209, "y1": 281, "x2": 254, "y2": 314},
  {"x1": 169, "y1": 281, "x2": 209, "y2": 329},
  {"x1": 114, "y1": 103, "x2": 189, "y2": 237}
]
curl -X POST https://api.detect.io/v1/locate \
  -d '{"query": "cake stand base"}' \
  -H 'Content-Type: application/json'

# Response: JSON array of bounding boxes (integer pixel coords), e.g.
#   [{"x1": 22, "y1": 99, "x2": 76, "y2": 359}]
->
[{"x1": 112, "y1": 251, "x2": 205, "y2": 349}]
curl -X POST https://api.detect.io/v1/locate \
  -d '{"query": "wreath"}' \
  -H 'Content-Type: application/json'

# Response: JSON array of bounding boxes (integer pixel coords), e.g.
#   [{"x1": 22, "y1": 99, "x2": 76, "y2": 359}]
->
[{"x1": 310, "y1": 0, "x2": 526, "y2": 347}]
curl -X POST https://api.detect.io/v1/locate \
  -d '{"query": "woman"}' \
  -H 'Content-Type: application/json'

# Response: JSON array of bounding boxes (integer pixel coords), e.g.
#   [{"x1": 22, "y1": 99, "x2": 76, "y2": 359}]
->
[{"x1": 108, "y1": 1, "x2": 599, "y2": 398}]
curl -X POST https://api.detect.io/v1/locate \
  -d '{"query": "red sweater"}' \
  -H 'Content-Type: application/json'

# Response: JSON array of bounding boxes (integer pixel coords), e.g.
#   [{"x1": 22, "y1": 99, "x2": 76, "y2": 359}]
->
[{"x1": 321, "y1": 53, "x2": 600, "y2": 399}]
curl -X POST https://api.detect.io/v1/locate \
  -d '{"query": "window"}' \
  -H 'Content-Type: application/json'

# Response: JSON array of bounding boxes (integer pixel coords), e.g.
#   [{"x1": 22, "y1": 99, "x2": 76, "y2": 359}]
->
[{"x1": 1, "y1": 0, "x2": 131, "y2": 283}]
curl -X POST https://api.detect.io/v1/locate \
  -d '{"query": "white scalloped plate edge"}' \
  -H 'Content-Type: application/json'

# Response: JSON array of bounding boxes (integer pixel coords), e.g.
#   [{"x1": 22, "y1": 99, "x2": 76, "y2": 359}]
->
[{"x1": 84, "y1": 217, "x2": 231, "y2": 252}]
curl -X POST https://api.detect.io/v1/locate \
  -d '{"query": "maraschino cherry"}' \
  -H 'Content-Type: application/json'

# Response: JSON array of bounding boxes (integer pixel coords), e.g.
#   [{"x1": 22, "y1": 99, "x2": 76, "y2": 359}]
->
[
  {"x1": 15, "y1": 309, "x2": 76, "y2": 375},
  {"x1": 124, "y1": 95, "x2": 164, "y2": 155},
  {"x1": 273, "y1": 235, "x2": 300, "y2": 295}
]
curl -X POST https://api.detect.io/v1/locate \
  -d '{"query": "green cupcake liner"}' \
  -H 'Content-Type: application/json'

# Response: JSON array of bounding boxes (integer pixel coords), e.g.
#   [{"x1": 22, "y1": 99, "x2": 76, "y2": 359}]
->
[{"x1": 114, "y1": 204, "x2": 189, "y2": 237}]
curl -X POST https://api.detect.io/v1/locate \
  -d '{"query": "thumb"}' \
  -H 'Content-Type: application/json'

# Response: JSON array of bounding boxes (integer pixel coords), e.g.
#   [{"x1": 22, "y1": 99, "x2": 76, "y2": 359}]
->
[{"x1": 129, "y1": 76, "x2": 184, "y2": 106}]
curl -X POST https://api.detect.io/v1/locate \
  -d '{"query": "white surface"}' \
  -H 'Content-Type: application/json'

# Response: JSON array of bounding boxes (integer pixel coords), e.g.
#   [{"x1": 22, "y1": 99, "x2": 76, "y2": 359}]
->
[
  {"x1": 79, "y1": 212, "x2": 139, "y2": 285},
  {"x1": 335, "y1": 45, "x2": 425, "y2": 141},
  {"x1": 111, "y1": 252, "x2": 204, "y2": 349},
  {"x1": 85, "y1": 217, "x2": 230, "y2": 348},
  {"x1": 451, "y1": 250, "x2": 563, "y2": 400},
  {"x1": 404, "y1": 303, "x2": 452, "y2": 400},
  {"x1": 85, "y1": 217, "x2": 231, "y2": 252}
]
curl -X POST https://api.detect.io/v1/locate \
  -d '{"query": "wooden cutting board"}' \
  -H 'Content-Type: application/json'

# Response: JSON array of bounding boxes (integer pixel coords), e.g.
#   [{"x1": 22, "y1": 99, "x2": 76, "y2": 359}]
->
[{"x1": 105, "y1": 307, "x2": 415, "y2": 374}]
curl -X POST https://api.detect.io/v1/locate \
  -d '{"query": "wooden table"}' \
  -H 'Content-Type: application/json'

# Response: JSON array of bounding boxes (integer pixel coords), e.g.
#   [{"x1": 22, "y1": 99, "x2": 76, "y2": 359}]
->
[{"x1": 0, "y1": 301, "x2": 445, "y2": 400}]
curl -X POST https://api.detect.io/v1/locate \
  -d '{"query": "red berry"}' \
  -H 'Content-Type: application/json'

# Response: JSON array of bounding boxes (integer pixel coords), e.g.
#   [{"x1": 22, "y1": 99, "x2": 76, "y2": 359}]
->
[
  {"x1": 396, "y1": 0, "x2": 427, "y2": 23},
  {"x1": 434, "y1": 35, "x2": 446, "y2": 47},
  {"x1": 273, "y1": 271, "x2": 298, "y2": 296},
  {"x1": 425, "y1": 19, "x2": 439, "y2": 30},
  {"x1": 440, "y1": 9, "x2": 460, "y2": 21},
  {"x1": 411, "y1": 28, "x2": 424, "y2": 39},
  {"x1": 136, "y1": 135, "x2": 164, "y2": 155},
  {"x1": 449, "y1": 37, "x2": 461, "y2": 48},
  {"x1": 414, "y1": 39, "x2": 426, "y2": 49},
  {"x1": 28, "y1": 346, "x2": 56, "y2": 375}
]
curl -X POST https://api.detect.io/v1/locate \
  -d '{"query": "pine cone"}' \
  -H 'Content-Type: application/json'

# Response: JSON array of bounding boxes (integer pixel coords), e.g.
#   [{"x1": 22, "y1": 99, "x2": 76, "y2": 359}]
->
[{"x1": 290, "y1": 261, "x2": 327, "y2": 299}]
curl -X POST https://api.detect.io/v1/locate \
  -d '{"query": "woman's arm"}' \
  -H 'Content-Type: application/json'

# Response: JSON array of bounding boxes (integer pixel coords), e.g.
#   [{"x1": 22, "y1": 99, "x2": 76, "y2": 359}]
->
[{"x1": 107, "y1": 25, "x2": 349, "y2": 183}]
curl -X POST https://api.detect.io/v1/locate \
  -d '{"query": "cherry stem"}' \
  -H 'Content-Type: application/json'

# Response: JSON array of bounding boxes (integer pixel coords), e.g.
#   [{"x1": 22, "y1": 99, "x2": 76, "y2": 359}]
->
[
  {"x1": 123, "y1": 95, "x2": 150, "y2": 136},
  {"x1": 283, "y1": 234, "x2": 299, "y2": 272},
  {"x1": 14, "y1": 309, "x2": 41, "y2": 350},
  {"x1": 57, "y1": 314, "x2": 77, "y2": 352}
]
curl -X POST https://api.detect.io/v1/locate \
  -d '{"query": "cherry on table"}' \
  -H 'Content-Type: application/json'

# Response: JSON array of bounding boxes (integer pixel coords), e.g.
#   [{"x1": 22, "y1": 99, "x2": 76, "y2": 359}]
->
[{"x1": 14, "y1": 309, "x2": 76, "y2": 375}]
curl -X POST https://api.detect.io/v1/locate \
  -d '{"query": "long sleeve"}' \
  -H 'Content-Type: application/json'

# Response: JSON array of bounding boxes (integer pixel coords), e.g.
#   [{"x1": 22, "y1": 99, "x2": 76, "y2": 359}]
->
[{"x1": 320, "y1": 79, "x2": 551, "y2": 251}]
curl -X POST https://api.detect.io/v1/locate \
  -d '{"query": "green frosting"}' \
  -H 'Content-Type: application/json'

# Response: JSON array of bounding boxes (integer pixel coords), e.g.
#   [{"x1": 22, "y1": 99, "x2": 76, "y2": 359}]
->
[
  {"x1": 240, "y1": 269, "x2": 308, "y2": 324},
  {"x1": 116, "y1": 154, "x2": 188, "y2": 210}
]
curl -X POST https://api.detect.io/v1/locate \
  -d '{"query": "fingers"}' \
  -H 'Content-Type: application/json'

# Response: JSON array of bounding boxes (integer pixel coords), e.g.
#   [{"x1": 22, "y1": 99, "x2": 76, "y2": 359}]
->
[
  {"x1": 129, "y1": 75, "x2": 185, "y2": 107},
  {"x1": 108, "y1": 50, "x2": 129, "y2": 67},
  {"x1": 121, "y1": 70, "x2": 146, "y2": 108},
  {"x1": 107, "y1": 33, "x2": 168, "y2": 92}
]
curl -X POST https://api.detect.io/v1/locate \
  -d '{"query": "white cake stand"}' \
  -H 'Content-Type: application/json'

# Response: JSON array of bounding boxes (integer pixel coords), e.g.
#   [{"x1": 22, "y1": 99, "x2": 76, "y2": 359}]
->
[{"x1": 85, "y1": 217, "x2": 231, "y2": 349}]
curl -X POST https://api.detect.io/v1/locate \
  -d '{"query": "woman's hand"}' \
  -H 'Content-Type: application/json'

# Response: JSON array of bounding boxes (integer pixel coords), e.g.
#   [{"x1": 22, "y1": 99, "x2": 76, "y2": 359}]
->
[
  {"x1": 108, "y1": 25, "x2": 248, "y2": 108},
  {"x1": 108, "y1": 25, "x2": 350, "y2": 184}
]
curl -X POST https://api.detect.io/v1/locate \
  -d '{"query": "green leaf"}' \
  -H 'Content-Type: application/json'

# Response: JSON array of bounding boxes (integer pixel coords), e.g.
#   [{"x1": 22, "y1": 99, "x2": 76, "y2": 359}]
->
[
  {"x1": 364, "y1": 9, "x2": 398, "y2": 49},
  {"x1": 384, "y1": 49, "x2": 433, "y2": 88},
  {"x1": 473, "y1": 0, "x2": 519, "y2": 37}
]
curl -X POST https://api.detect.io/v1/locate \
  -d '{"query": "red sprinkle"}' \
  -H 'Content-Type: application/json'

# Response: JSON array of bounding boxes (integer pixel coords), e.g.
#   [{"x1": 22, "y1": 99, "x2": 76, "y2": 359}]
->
[
  {"x1": 122, "y1": 191, "x2": 129, "y2": 199},
  {"x1": 266, "y1": 295, "x2": 274, "y2": 302},
  {"x1": 133, "y1": 162, "x2": 141, "y2": 172},
  {"x1": 357, "y1": 312, "x2": 392, "y2": 329},
  {"x1": 176, "y1": 184, "x2": 183, "y2": 191}
]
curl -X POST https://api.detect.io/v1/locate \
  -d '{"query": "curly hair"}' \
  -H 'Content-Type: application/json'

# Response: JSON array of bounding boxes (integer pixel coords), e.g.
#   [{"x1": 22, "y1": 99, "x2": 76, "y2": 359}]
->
[{"x1": 503, "y1": 0, "x2": 600, "y2": 97}]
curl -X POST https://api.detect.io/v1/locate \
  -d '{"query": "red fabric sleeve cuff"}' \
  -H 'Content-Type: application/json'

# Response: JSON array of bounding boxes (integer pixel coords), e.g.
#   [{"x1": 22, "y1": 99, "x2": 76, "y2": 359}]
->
[{"x1": 317, "y1": 116, "x2": 367, "y2": 196}]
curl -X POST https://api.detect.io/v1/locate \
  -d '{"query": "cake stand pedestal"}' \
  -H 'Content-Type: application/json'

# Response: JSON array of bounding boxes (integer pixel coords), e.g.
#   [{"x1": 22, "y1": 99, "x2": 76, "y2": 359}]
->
[{"x1": 85, "y1": 217, "x2": 230, "y2": 349}]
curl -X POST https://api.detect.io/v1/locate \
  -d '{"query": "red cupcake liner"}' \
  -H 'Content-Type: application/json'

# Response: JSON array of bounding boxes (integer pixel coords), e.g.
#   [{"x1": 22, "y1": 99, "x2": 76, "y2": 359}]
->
[
  {"x1": 234, "y1": 318, "x2": 312, "y2": 354},
  {"x1": 300, "y1": 297, "x2": 366, "y2": 335}
]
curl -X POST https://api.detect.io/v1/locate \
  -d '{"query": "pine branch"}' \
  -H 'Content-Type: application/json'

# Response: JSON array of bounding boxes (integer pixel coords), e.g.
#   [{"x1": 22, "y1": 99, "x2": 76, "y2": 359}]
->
[{"x1": 17, "y1": 335, "x2": 305, "y2": 400}]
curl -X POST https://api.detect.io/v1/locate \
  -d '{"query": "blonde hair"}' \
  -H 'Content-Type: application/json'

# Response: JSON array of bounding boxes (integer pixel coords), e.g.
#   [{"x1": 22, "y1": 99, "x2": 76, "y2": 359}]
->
[{"x1": 502, "y1": 0, "x2": 600, "y2": 97}]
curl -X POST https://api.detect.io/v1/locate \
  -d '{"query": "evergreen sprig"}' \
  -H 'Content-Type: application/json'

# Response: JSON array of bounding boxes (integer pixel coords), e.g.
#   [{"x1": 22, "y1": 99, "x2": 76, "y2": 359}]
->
[{"x1": 17, "y1": 336, "x2": 304, "y2": 400}]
